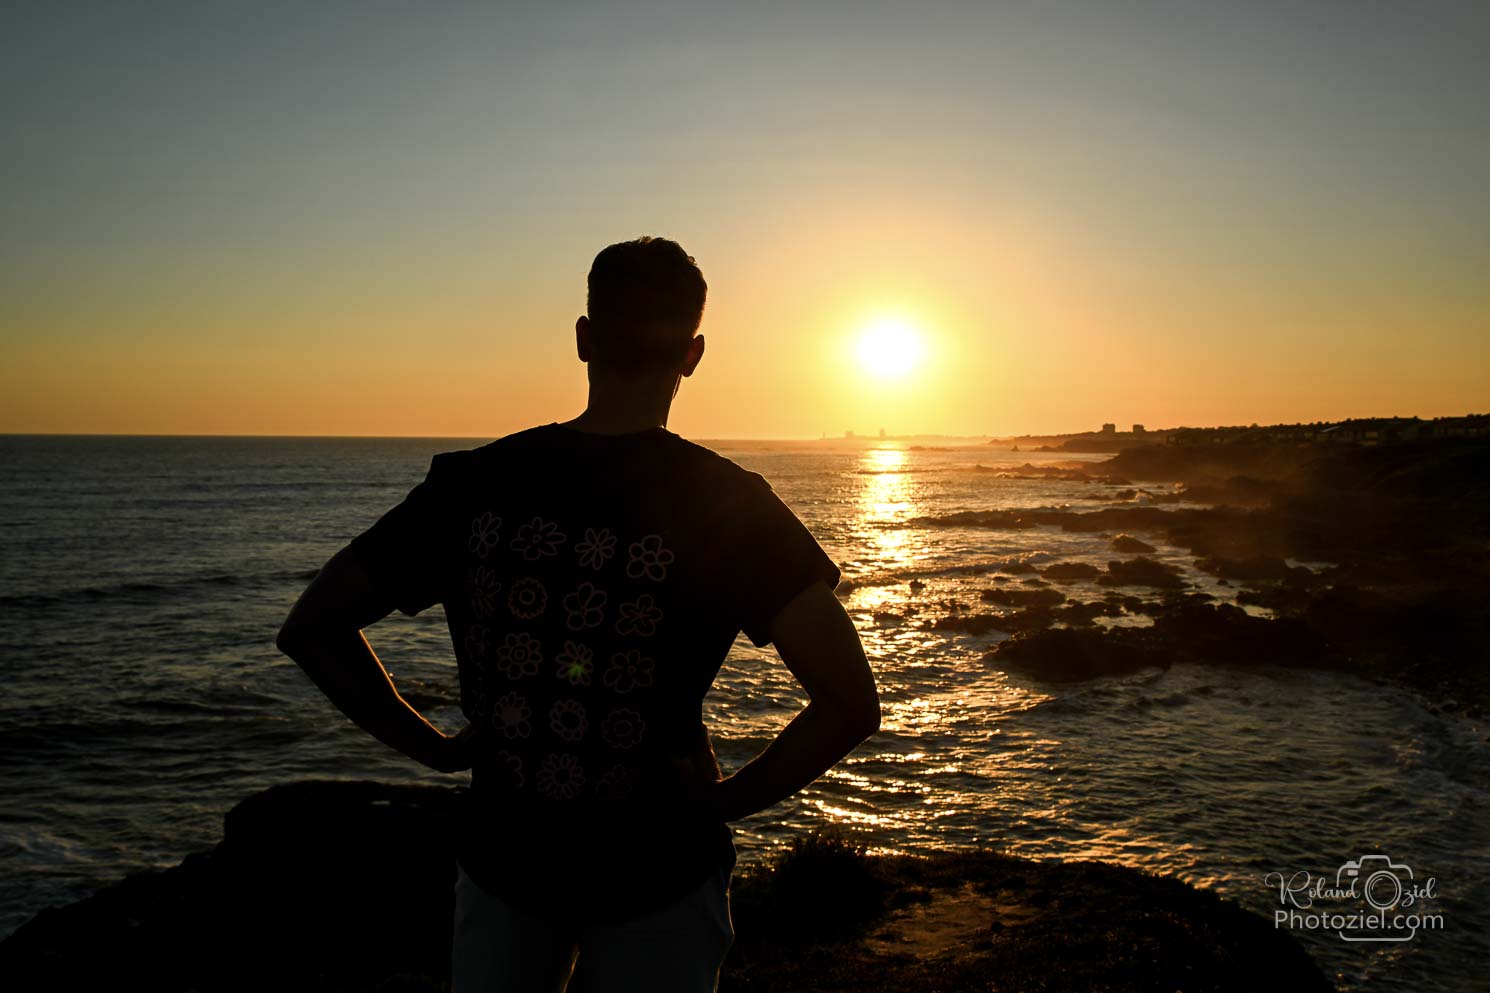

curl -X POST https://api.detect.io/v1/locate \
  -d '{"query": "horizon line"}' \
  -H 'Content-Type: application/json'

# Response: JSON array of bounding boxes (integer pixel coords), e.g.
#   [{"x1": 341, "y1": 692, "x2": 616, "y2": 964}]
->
[{"x1": 4, "y1": 412, "x2": 1484, "y2": 443}]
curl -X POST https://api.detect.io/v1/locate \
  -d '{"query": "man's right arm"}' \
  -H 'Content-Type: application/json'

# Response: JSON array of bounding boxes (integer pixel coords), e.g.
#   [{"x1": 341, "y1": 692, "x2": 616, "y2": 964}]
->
[{"x1": 705, "y1": 580, "x2": 880, "y2": 824}]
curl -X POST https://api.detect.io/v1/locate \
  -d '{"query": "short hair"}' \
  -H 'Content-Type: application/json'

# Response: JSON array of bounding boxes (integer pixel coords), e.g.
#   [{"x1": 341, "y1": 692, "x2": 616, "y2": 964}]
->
[{"x1": 586, "y1": 236, "x2": 707, "y2": 375}]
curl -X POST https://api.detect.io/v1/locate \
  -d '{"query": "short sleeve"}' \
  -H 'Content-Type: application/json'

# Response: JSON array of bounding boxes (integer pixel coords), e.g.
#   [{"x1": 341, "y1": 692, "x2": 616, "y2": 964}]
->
[
  {"x1": 345, "y1": 452, "x2": 456, "y2": 617},
  {"x1": 724, "y1": 473, "x2": 842, "y2": 648}
]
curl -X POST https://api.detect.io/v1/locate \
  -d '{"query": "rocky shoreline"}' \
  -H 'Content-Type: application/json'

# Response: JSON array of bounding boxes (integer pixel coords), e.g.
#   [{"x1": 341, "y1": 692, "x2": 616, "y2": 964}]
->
[
  {"x1": 870, "y1": 437, "x2": 1489, "y2": 716},
  {"x1": 0, "y1": 779, "x2": 1333, "y2": 992}
]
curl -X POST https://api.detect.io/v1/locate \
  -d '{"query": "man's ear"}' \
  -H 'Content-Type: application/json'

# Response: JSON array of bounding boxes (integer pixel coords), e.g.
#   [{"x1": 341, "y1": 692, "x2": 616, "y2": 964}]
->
[
  {"x1": 680, "y1": 334, "x2": 705, "y2": 377},
  {"x1": 575, "y1": 315, "x2": 592, "y2": 363}
]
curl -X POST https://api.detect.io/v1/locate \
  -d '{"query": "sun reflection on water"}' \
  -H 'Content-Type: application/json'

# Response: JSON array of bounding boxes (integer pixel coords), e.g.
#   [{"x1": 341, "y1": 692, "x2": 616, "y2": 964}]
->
[{"x1": 852, "y1": 447, "x2": 924, "y2": 574}]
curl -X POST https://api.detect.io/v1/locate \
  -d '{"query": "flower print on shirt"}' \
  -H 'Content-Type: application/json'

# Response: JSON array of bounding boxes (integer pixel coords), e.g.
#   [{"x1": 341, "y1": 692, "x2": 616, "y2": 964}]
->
[
  {"x1": 603, "y1": 649, "x2": 655, "y2": 694},
  {"x1": 536, "y1": 753, "x2": 586, "y2": 800},
  {"x1": 491, "y1": 692, "x2": 531, "y2": 739},
  {"x1": 507, "y1": 578, "x2": 547, "y2": 619},
  {"x1": 549, "y1": 699, "x2": 587, "y2": 742},
  {"x1": 510, "y1": 516, "x2": 566, "y2": 561},
  {"x1": 555, "y1": 641, "x2": 594, "y2": 686},
  {"x1": 575, "y1": 527, "x2": 617, "y2": 570},
  {"x1": 467, "y1": 566, "x2": 502, "y2": 618},
  {"x1": 469, "y1": 512, "x2": 502, "y2": 558},
  {"x1": 491, "y1": 750, "x2": 524, "y2": 789},
  {"x1": 601, "y1": 709, "x2": 645, "y2": 750},
  {"x1": 494, "y1": 632, "x2": 542, "y2": 679},
  {"x1": 626, "y1": 534, "x2": 675, "y2": 581},
  {"x1": 562, "y1": 582, "x2": 607, "y2": 631},
  {"x1": 614, "y1": 594, "x2": 663, "y2": 637},
  {"x1": 464, "y1": 624, "x2": 493, "y2": 664},
  {"x1": 596, "y1": 764, "x2": 635, "y2": 800}
]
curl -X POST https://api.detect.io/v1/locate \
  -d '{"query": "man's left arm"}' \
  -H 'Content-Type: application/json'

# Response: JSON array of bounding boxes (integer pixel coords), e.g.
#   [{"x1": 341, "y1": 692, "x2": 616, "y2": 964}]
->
[{"x1": 275, "y1": 454, "x2": 476, "y2": 774}]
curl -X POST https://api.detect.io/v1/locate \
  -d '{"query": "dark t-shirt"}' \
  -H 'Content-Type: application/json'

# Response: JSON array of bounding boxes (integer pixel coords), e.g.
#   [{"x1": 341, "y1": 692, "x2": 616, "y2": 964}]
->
[{"x1": 345, "y1": 422, "x2": 842, "y2": 923}]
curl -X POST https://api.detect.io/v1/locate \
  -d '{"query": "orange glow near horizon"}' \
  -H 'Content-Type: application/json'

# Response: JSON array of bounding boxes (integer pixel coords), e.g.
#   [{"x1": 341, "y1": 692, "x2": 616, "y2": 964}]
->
[{"x1": 3, "y1": 6, "x2": 1487, "y2": 439}]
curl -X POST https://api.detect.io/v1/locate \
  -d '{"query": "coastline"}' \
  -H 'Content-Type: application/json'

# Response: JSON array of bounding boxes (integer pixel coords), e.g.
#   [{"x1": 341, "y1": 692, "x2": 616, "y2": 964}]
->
[{"x1": 907, "y1": 436, "x2": 1490, "y2": 716}]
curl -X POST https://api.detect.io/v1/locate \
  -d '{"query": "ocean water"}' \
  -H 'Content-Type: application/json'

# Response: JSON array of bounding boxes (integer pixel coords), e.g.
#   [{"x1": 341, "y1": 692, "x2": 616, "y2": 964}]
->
[{"x1": 1, "y1": 434, "x2": 1484, "y2": 992}]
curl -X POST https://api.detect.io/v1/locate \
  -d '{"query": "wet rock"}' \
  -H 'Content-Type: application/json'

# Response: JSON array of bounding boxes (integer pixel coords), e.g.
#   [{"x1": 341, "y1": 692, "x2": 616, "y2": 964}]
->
[
  {"x1": 933, "y1": 612, "x2": 1012, "y2": 635},
  {"x1": 987, "y1": 627, "x2": 1173, "y2": 680},
  {"x1": 985, "y1": 600, "x2": 1327, "y2": 681},
  {"x1": 1111, "y1": 533, "x2": 1156, "y2": 553},
  {"x1": 1102, "y1": 592, "x2": 1148, "y2": 613},
  {"x1": 1098, "y1": 557, "x2": 1188, "y2": 589},
  {"x1": 1041, "y1": 561, "x2": 1101, "y2": 580},
  {"x1": 1052, "y1": 600, "x2": 1126, "y2": 626},
  {"x1": 1195, "y1": 555, "x2": 1313, "y2": 583},
  {"x1": 980, "y1": 588, "x2": 1067, "y2": 608}
]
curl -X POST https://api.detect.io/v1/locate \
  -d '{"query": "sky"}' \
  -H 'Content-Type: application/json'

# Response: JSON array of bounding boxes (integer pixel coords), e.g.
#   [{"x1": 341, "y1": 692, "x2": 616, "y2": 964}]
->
[{"x1": 3, "y1": 1, "x2": 1487, "y2": 439}]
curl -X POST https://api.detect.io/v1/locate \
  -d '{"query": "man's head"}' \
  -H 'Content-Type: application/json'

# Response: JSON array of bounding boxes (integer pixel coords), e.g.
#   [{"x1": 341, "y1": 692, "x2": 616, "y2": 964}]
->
[{"x1": 579, "y1": 236, "x2": 707, "y2": 379}]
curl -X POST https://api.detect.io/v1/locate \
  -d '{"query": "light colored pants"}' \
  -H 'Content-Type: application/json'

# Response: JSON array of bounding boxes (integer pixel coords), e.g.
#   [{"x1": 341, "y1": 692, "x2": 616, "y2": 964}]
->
[{"x1": 451, "y1": 859, "x2": 735, "y2": 993}]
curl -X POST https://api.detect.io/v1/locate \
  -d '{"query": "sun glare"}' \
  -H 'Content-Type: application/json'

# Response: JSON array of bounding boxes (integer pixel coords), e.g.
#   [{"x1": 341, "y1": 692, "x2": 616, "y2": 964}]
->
[{"x1": 856, "y1": 318, "x2": 924, "y2": 380}]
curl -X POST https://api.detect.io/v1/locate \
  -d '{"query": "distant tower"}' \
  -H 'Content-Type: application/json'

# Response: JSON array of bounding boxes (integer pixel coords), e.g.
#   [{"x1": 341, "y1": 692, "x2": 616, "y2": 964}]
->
[
  {"x1": 1101, "y1": 422, "x2": 1116, "y2": 434},
  {"x1": 844, "y1": 429, "x2": 855, "y2": 439},
  {"x1": 878, "y1": 427, "x2": 886, "y2": 439},
  {"x1": 1132, "y1": 423, "x2": 1146, "y2": 434}
]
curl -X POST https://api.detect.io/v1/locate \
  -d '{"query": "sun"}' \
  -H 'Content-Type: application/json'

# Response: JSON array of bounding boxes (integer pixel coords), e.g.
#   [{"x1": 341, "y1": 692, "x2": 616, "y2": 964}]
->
[{"x1": 856, "y1": 317, "x2": 924, "y2": 380}]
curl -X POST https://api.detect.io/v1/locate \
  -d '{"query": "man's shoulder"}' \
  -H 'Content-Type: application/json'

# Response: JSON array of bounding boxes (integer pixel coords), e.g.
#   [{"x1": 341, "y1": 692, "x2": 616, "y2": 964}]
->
[
  {"x1": 430, "y1": 425, "x2": 554, "y2": 468},
  {"x1": 667, "y1": 435, "x2": 770, "y2": 489},
  {"x1": 396, "y1": 428, "x2": 546, "y2": 497}
]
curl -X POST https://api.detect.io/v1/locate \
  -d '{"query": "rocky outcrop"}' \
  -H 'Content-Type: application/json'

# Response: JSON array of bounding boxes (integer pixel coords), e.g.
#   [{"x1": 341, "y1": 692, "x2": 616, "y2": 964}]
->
[
  {"x1": 1111, "y1": 533, "x2": 1156, "y2": 553},
  {"x1": 988, "y1": 600, "x2": 1328, "y2": 681},
  {"x1": 913, "y1": 438, "x2": 1490, "y2": 711},
  {"x1": 0, "y1": 781, "x2": 1335, "y2": 993},
  {"x1": 1098, "y1": 556, "x2": 1187, "y2": 589},
  {"x1": 1040, "y1": 561, "x2": 1101, "y2": 580}
]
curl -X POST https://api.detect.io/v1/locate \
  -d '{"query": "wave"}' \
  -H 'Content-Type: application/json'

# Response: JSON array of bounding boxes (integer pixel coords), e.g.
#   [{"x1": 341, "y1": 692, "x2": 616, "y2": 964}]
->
[
  {"x1": 838, "y1": 553, "x2": 1056, "y2": 590},
  {"x1": 0, "y1": 567, "x2": 323, "y2": 610}
]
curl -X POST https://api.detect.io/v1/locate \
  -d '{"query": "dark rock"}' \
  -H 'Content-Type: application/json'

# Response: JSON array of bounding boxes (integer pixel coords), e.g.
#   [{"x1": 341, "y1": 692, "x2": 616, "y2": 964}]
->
[
  {"x1": 933, "y1": 612, "x2": 1012, "y2": 635},
  {"x1": 1, "y1": 786, "x2": 1336, "y2": 993},
  {"x1": 987, "y1": 627, "x2": 1173, "y2": 681},
  {"x1": 1111, "y1": 533, "x2": 1156, "y2": 553},
  {"x1": 980, "y1": 588, "x2": 1067, "y2": 608},
  {"x1": 1041, "y1": 561, "x2": 1101, "y2": 580},
  {"x1": 1195, "y1": 554, "x2": 1309, "y2": 582},
  {"x1": 985, "y1": 599, "x2": 1328, "y2": 681},
  {"x1": 1053, "y1": 600, "x2": 1126, "y2": 626},
  {"x1": 1098, "y1": 557, "x2": 1187, "y2": 589},
  {"x1": 0, "y1": 780, "x2": 463, "y2": 993}
]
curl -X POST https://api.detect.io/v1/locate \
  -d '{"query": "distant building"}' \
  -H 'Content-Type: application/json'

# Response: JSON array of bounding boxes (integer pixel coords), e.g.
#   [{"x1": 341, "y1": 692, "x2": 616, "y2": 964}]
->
[
  {"x1": 878, "y1": 427, "x2": 886, "y2": 438},
  {"x1": 844, "y1": 430, "x2": 855, "y2": 438},
  {"x1": 1132, "y1": 424, "x2": 1145, "y2": 434},
  {"x1": 1101, "y1": 423, "x2": 1116, "y2": 434}
]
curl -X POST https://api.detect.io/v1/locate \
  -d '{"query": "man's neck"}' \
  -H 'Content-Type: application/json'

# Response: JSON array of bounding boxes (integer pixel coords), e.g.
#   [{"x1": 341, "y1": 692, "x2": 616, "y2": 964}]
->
[
  {"x1": 561, "y1": 374, "x2": 680, "y2": 435},
  {"x1": 558, "y1": 409, "x2": 668, "y2": 435}
]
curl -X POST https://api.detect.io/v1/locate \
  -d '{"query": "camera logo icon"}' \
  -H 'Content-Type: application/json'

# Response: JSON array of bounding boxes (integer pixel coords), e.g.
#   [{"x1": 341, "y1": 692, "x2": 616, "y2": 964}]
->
[{"x1": 1338, "y1": 854, "x2": 1413, "y2": 912}]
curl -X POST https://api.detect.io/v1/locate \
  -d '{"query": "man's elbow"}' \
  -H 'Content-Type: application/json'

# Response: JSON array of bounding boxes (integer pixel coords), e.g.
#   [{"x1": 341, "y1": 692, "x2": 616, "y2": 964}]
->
[
  {"x1": 855, "y1": 696, "x2": 881, "y2": 742},
  {"x1": 275, "y1": 622, "x2": 301, "y2": 657},
  {"x1": 835, "y1": 692, "x2": 880, "y2": 744},
  {"x1": 276, "y1": 614, "x2": 318, "y2": 657}
]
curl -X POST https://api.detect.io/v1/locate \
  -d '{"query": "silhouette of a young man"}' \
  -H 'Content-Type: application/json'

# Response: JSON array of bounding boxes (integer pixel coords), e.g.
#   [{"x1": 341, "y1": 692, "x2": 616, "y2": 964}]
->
[{"x1": 277, "y1": 236, "x2": 880, "y2": 992}]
